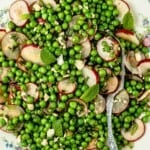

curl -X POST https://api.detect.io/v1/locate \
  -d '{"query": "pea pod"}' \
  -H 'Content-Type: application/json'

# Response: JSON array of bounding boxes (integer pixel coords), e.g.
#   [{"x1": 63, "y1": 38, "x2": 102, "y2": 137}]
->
[{"x1": 80, "y1": 84, "x2": 99, "y2": 103}]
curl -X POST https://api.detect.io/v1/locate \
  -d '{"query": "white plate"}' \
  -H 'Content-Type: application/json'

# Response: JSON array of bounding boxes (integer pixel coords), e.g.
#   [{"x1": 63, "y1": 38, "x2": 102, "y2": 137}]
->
[{"x1": 0, "y1": 0, "x2": 150, "y2": 150}]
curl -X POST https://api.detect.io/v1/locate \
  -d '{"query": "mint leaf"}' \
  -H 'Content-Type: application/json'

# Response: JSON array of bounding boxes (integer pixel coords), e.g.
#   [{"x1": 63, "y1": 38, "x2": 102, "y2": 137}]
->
[
  {"x1": 20, "y1": 13, "x2": 30, "y2": 20},
  {"x1": 123, "y1": 11, "x2": 134, "y2": 30},
  {"x1": 80, "y1": 84, "x2": 99, "y2": 102},
  {"x1": 129, "y1": 122, "x2": 138, "y2": 135},
  {"x1": 52, "y1": 119, "x2": 63, "y2": 137},
  {"x1": 40, "y1": 49, "x2": 56, "y2": 65}
]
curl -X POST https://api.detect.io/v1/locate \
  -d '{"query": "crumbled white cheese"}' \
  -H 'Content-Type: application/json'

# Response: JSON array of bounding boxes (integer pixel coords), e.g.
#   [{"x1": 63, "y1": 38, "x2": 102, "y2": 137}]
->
[
  {"x1": 75, "y1": 60, "x2": 85, "y2": 70},
  {"x1": 57, "y1": 55, "x2": 64, "y2": 65},
  {"x1": 27, "y1": 104, "x2": 34, "y2": 110},
  {"x1": 32, "y1": 3, "x2": 41, "y2": 11},
  {"x1": 47, "y1": 129, "x2": 55, "y2": 137},
  {"x1": 41, "y1": 139, "x2": 48, "y2": 146}
]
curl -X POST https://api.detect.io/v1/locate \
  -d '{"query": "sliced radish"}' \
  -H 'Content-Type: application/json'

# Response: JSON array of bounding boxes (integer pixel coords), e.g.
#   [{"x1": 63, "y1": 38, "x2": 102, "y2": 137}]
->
[
  {"x1": 81, "y1": 39, "x2": 91, "y2": 58},
  {"x1": 94, "y1": 94, "x2": 106, "y2": 114},
  {"x1": 138, "y1": 90, "x2": 150, "y2": 101},
  {"x1": 16, "y1": 57, "x2": 27, "y2": 72},
  {"x1": 82, "y1": 66, "x2": 99, "y2": 87},
  {"x1": 0, "y1": 105, "x2": 24, "y2": 132},
  {"x1": 116, "y1": 29, "x2": 140, "y2": 45},
  {"x1": 9, "y1": 0, "x2": 30, "y2": 26},
  {"x1": 127, "y1": 74, "x2": 143, "y2": 82},
  {"x1": 143, "y1": 37, "x2": 150, "y2": 47},
  {"x1": 37, "y1": 18, "x2": 46, "y2": 25},
  {"x1": 1, "y1": 32, "x2": 27, "y2": 59},
  {"x1": 58, "y1": 78, "x2": 76, "y2": 94},
  {"x1": 21, "y1": 83, "x2": 39, "y2": 101},
  {"x1": 86, "y1": 139, "x2": 97, "y2": 150},
  {"x1": 147, "y1": 101, "x2": 150, "y2": 107},
  {"x1": 21, "y1": 44, "x2": 44, "y2": 65},
  {"x1": 124, "y1": 51, "x2": 139, "y2": 74},
  {"x1": 121, "y1": 119, "x2": 145, "y2": 142},
  {"x1": 69, "y1": 15, "x2": 81, "y2": 28},
  {"x1": 101, "y1": 76, "x2": 119, "y2": 94},
  {"x1": 112, "y1": 89, "x2": 129, "y2": 114},
  {"x1": 137, "y1": 59, "x2": 150, "y2": 76},
  {"x1": 0, "y1": 67, "x2": 10, "y2": 81},
  {"x1": 68, "y1": 99, "x2": 88, "y2": 117},
  {"x1": 97, "y1": 36, "x2": 120, "y2": 61},
  {"x1": 113, "y1": 0, "x2": 130, "y2": 20},
  {"x1": 3, "y1": 105, "x2": 24, "y2": 118},
  {"x1": 0, "y1": 29, "x2": 6, "y2": 41},
  {"x1": 135, "y1": 51, "x2": 145, "y2": 62}
]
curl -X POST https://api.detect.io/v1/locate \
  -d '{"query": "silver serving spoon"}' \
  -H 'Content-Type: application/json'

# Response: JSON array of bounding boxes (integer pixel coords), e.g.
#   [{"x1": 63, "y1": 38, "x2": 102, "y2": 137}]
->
[{"x1": 106, "y1": 36, "x2": 125, "y2": 150}]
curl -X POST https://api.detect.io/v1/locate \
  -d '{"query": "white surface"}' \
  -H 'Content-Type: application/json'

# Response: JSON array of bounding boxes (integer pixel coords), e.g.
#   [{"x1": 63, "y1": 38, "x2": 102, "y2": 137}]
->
[{"x1": 0, "y1": 0, "x2": 150, "y2": 150}]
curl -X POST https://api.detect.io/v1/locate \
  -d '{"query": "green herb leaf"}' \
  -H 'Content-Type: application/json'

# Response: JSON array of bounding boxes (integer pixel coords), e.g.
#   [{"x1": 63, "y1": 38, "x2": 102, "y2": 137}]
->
[
  {"x1": 20, "y1": 13, "x2": 30, "y2": 20},
  {"x1": 40, "y1": 49, "x2": 56, "y2": 65},
  {"x1": 123, "y1": 11, "x2": 134, "y2": 30},
  {"x1": 52, "y1": 119, "x2": 63, "y2": 137},
  {"x1": 80, "y1": 84, "x2": 99, "y2": 102},
  {"x1": 129, "y1": 122, "x2": 138, "y2": 135}
]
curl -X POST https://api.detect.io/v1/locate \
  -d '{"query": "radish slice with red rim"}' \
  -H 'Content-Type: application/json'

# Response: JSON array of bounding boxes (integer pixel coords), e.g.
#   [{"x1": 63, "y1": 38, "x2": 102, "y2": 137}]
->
[
  {"x1": 1, "y1": 32, "x2": 27, "y2": 59},
  {"x1": 116, "y1": 29, "x2": 140, "y2": 45},
  {"x1": 69, "y1": 15, "x2": 81, "y2": 28},
  {"x1": 0, "y1": 105, "x2": 24, "y2": 132},
  {"x1": 101, "y1": 76, "x2": 119, "y2": 94},
  {"x1": 9, "y1": 0, "x2": 30, "y2": 27},
  {"x1": 16, "y1": 57, "x2": 27, "y2": 72},
  {"x1": 82, "y1": 66, "x2": 99, "y2": 87},
  {"x1": 112, "y1": 89, "x2": 129, "y2": 114},
  {"x1": 124, "y1": 51, "x2": 139, "y2": 74},
  {"x1": 143, "y1": 36, "x2": 150, "y2": 47},
  {"x1": 21, "y1": 83, "x2": 39, "y2": 101},
  {"x1": 121, "y1": 119, "x2": 145, "y2": 142},
  {"x1": 58, "y1": 78, "x2": 76, "y2": 94},
  {"x1": 137, "y1": 59, "x2": 150, "y2": 76},
  {"x1": 126, "y1": 74, "x2": 143, "y2": 82},
  {"x1": 0, "y1": 29, "x2": 6, "y2": 41},
  {"x1": 68, "y1": 99, "x2": 88, "y2": 117},
  {"x1": 21, "y1": 44, "x2": 44, "y2": 65},
  {"x1": 97, "y1": 36, "x2": 120, "y2": 61},
  {"x1": 94, "y1": 94, "x2": 106, "y2": 114},
  {"x1": 138, "y1": 90, "x2": 150, "y2": 102},
  {"x1": 81, "y1": 39, "x2": 91, "y2": 58}
]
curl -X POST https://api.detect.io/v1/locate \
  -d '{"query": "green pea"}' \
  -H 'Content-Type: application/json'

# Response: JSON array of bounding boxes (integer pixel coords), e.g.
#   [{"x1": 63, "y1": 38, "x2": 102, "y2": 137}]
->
[{"x1": 0, "y1": 117, "x2": 6, "y2": 127}]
